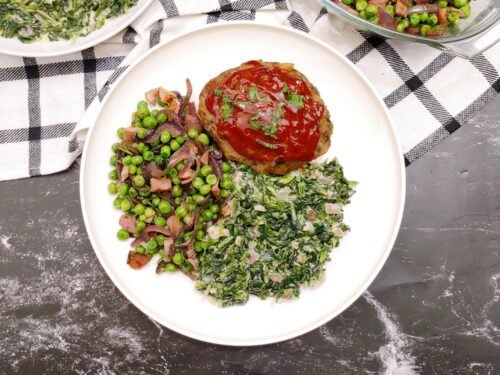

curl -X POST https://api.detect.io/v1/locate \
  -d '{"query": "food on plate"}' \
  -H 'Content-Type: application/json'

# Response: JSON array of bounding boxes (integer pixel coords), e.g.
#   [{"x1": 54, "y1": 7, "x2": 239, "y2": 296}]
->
[
  {"x1": 108, "y1": 78, "x2": 356, "y2": 306},
  {"x1": 0, "y1": 0, "x2": 138, "y2": 42},
  {"x1": 329, "y1": 0, "x2": 472, "y2": 36},
  {"x1": 195, "y1": 160, "x2": 356, "y2": 306},
  {"x1": 198, "y1": 60, "x2": 333, "y2": 175},
  {"x1": 109, "y1": 80, "x2": 233, "y2": 276}
]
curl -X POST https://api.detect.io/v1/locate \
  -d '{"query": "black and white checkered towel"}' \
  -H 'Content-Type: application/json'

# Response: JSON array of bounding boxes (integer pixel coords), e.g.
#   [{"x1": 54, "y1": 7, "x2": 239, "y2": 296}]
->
[{"x1": 0, "y1": 0, "x2": 498, "y2": 181}]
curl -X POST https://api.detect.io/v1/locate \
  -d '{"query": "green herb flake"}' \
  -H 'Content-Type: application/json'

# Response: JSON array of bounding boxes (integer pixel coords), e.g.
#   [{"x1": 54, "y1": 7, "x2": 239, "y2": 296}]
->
[
  {"x1": 220, "y1": 103, "x2": 233, "y2": 120},
  {"x1": 288, "y1": 92, "x2": 304, "y2": 109},
  {"x1": 256, "y1": 139, "x2": 278, "y2": 149},
  {"x1": 248, "y1": 86, "x2": 261, "y2": 102}
]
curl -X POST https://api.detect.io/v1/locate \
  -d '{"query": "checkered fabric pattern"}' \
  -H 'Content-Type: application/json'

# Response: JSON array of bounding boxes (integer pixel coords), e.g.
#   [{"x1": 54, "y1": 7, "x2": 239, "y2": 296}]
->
[{"x1": 0, "y1": 0, "x2": 498, "y2": 181}]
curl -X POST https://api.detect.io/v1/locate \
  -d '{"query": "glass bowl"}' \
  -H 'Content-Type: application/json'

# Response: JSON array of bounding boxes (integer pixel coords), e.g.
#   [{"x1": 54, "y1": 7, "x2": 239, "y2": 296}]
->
[{"x1": 320, "y1": 0, "x2": 500, "y2": 58}]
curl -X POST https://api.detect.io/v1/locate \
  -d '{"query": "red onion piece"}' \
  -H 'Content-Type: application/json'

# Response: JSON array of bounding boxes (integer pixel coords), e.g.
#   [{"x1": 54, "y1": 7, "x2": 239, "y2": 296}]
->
[
  {"x1": 406, "y1": 26, "x2": 420, "y2": 34},
  {"x1": 208, "y1": 152, "x2": 222, "y2": 180},
  {"x1": 142, "y1": 121, "x2": 185, "y2": 144},
  {"x1": 407, "y1": 4, "x2": 439, "y2": 14},
  {"x1": 143, "y1": 225, "x2": 172, "y2": 237},
  {"x1": 378, "y1": 7, "x2": 396, "y2": 30},
  {"x1": 179, "y1": 79, "x2": 193, "y2": 124}
]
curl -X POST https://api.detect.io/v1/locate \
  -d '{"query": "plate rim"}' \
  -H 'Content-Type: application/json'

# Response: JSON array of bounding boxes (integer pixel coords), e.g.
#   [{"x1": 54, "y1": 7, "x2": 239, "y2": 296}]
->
[
  {"x1": 0, "y1": 0, "x2": 152, "y2": 58},
  {"x1": 79, "y1": 21, "x2": 406, "y2": 346}
]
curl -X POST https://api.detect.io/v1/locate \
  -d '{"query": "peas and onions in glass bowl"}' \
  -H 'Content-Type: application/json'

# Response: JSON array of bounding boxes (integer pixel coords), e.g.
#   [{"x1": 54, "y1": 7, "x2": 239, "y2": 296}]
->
[{"x1": 331, "y1": 0, "x2": 472, "y2": 36}]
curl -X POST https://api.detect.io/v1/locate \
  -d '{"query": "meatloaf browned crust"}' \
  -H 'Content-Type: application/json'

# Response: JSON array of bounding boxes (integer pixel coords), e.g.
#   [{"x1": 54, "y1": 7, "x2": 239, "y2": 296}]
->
[{"x1": 198, "y1": 61, "x2": 333, "y2": 175}]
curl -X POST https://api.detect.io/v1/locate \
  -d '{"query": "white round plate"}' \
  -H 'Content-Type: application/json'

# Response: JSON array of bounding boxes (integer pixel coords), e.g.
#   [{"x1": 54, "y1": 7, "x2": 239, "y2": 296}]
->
[
  {"x1": 0, "y1": 0, "x2": 152, "y2": 57},
  {"x1": 80, "y1": 22, "x2": 405, "y2": 346}
]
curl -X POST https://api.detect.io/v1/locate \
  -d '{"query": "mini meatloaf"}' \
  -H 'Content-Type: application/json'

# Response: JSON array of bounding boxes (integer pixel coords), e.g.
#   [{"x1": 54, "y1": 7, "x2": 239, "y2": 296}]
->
[{"x1": 198, "y1": 60, "x2": 333, "y2": 175}]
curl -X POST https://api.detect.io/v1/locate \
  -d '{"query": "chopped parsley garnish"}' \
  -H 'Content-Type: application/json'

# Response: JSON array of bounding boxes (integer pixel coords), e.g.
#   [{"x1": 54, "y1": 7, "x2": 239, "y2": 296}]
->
[
  {"x1": 256, "y1": 139, "x2": 278, "y2": 149},
  {"x1": 281, "y1": 83, "x2": 289, "y2": 93},
  {"x1": 248, "y1": 86, "x2": 261, "y2": 102},
  {"x1": 220, "y1": 103, "x2": 233, "y2": 120},
  {"x1": 287, "y1": 92, "x2": 304, "y2": 109},
  {"x1": 249, "y1": 114, "x2": 261, "y2": 130}
]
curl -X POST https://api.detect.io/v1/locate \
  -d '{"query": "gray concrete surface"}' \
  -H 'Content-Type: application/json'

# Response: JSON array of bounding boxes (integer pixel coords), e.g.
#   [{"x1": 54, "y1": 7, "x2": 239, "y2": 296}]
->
[{"x1": 0, "y1": 95, "x2": 498, "y2": 374}]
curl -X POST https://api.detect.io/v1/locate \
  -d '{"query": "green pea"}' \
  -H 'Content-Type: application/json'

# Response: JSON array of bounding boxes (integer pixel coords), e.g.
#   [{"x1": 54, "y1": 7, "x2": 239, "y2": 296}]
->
[
  {"x1": 222, "y1": 173, "x2": 232, "y2": 181},
  {"x1": 200, "y1": 165, "x2": 212, "y2": 177},
  {"x1": 175, "y1": 206, "x2": 187, "y2": 218},
  {"x1": 138, "y1": 214, "x2": 147, "y2": 222},
  {"x1": 137, "y1": 128, "x2": 148, "y2": 139},
  {"x1": 460, "y1": 3, "x2": 471, "y2": 18},
  {"x1": 143, "y1": 116, "x2": 157, "y2": 129},
  {"x1": 193, "y1": 194, "x2": 205, "y2": 204},
  {"x1": 359, "y1": 9, "x2": 367, "y2": 18},
  {"x1": 220, "y1": 179, "x2": 232, "y2": 189},
  {"x1": 157, "y1": 113, "x2": 167, "y2": 123},
  {"x1": 175, "y1": 161, "x2": 184, "y2": 172},
  {"x1": 396, "y1": 20, "x2": 409, "y2": 32},
  {"x1": 192, "y1": 177, "x2": 204, "y2": 189},
  {"x1": 152, "y1": 196, "x2": 161, "y2": 207},
  {"x1": 188, "y1": 203, "x2": 197, "y2": 212},
  {"x1": 419, "y1": 12, "x2": 429, "y2": 22},
  {"x1": 409, "y1": 13, "x2": 420, "y2": 26},
  {"x1": 143, "y1": 151, "x2": 154, "y2": 161},
  {"x1": 187, "y1": 128, "x2": 199, "y2": 139},
  {"x1": 168, "y1": 168, "x2": 178, "y2": 177},
  {"x1": 131, "y1": 155, "x2": 143, "y2": 165},
  {"x1": 448, "y1": 11, "x2": 460, "y2": 25},
  {"x1": 144, "y1": 207, "x2": 155, "y2": 217},
  {"x1": 201, "y1": 209, "x2": 213, "y2": 221},
  {"x1": 197, "y1": 133, "x2": 210, "y2": 146},
  {"x1": 147, "y1": 240, "x2": 158, "y2": 250},
  {"x1": 120, "y1": 199, "x2": 131, "y2": 211},
  {"x1": 128, "y1": 164, "x2": 137, "y2": 175},
  {"x1": 136, "y1": 221, "x2": 146, "y2": 232},
  {"x1": 154, "y1": 216, "x2": 166, "y2": 227},
  {"x1": 385, "y1": 4, "x2": 395, "y2": 16},
  {"x1": 183, "y1": 232, "x2": 191, "y2": 242},
  {"x1": 173, "y1": 252, "x2": 183, "y2": 265},
  {"x1": 117, "y1": 127, "x2": 124, "y2": 139},
  {"x1": 428, "y1": 13, "x2": 438, "y2": 26},
  {"x1": 206, "y1": 174, "x2": 218, "y2": 186},
  {"x1": 454, "y1": 0, "x2": 467, "y2": 7},
  {"x1": 194, "y1": 241, "x2": 203, "y2": 252},
  {"x1": 170, "y1": 139, "x2": 180, "y2": 151},
  {"x1": 158, "y1": 200, "x2": 171, "y2": 214},
  {"x1": 160, "y1": 131, "x2": 171, "y2": 144},
  {"x1": 136, "y1": 107, "x2": 149, "y2": 119},
  {"x1": 356, "y1": 0, "x2": 367, "y2": 11},
  {"x1": 137, "y1": 100, "x2": 148, "y2": 110},
  {"x1": 137, "y1": 143, "x2": 147, "y2": 153},
  {"x1": 133, "y1": 175, "x2": 145, "y2": 187},
  {"x1": 113, "y1": 197, "x2": 122, "y2": 209},
  {"x1": 135, "y1": 245, "x2": 146, "y2": 254},
  {"x1": 209, "y1": 205, "x2": 219, "y2": 214},
  {"x1": 342, "y1": 0, "x2": 353, "y2": 4},
  {"x1": 108, "y1": 183, "x2": 118, "y2": 194},
  {"x1": 220, "y1": 189, "x2": 230, "y2": 198},
  {"x1": 196, "y1": 231, "x2": 205, "y2": 240},
  {"x1": 172, "y1": 176, "x2": 181, "y2": 185},
  {"x1": 175, "y1": 136, "x2": 185, "y2": 145},
  {"x1": 437, "y1": 0, "x2": 448, "y2": 7},
  {"x1": 174, "y1": 197, "x2": 181, "y2": 206},
  {"x1": 129, "y1": 187, "x2": 138, "y2": 198},
  {"x1": 117, "y1": 229, "x2": 129, "y2": 240},
  {"x1": 155, "y1": 155, "x2": 164, "y2": 166},
  {"x1": 109, "y1": 169, "x2": 119, "y2": 180},
  {"x1": 151, "y1": 109, "x2": 158, "y2": 117},
  {"x1": 160, "y1": 145, "x2": 171, "y2": 157},
  {"x1": 156, "y1": 234, "x2": 165, "y2": 246},
  {"x1": 221, "y1": 161, "x2": 231, "y2": 173},
  {"x1": 165, "y1": 263, "x2": 177, "y2": 272},
  {"x1": 365, "y1": 5, "x2": 377, "y2": 17},
  {"x1": 420, "y1": 24, "x2": 431, "y2": 36},
  {"x1": 172, "y1": 185, "x2": 183, "y2": 197},
  {"x1": 109, "y1": 155, "x2": 116, "y2": 166},
  {"x1": 368, "y1": 16, "x2": 379, "y2": 24},
  {"x1": 122, "y1": 155, "x2": 132, "y2": 166},
  {"x1": 199, "y1": 184, "x2": 212, "y2": 196},
  {"x1": 118, "y1": 183, "x2": 129, "y2": 197},
  {"x1": 112, "y1": 143, "x2": 118, "y2": 153}
]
